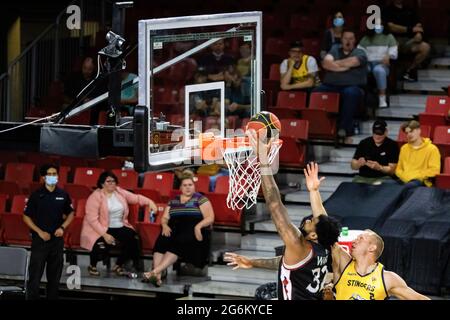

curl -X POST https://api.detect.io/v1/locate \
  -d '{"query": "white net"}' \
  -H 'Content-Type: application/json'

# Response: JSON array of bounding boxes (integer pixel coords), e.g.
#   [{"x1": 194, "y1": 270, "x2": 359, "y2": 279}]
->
[{"x1": 222, "y1": 139, "x2": 282, "y2": 210}]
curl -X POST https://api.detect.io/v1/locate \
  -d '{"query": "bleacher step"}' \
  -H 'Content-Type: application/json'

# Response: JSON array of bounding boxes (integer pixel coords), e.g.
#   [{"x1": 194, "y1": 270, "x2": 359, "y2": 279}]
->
[
  {"x1": 389, "y1": 94, "x2": 428, "y2": 106},
  {"x1": 190, "y1": 281, "x2": 261, "y2": 298},
  {"x1": 254, "y1": 219, "x2": 301, "y2": 232},
  {"x1": 317, "y1": 161, "x2": 357, "y2": 176},
  {"x1": 403, "y1": 80, "x2": 449, "y2": 92},
  {"x1": 284, "y1": 190, "x2": 333, "y2": 203},
  {"x1": 207, "y1": 265, "x2": 277, "y2": 284},
  {"x1": 418, "y1": 69, "x2": 450, "y2": 81},
  {"x1": 431, "y1": 57, "x2": 450, "y2": 67},
  {"x1": 240, "y1": 233, "x2": 283, "y2": 252},
  {"x1": 329, "y1": 148, "x2": 357, "y2": 163},
  {"x1": 377, "y1": 107, "x2": 419, "y2": 119}
]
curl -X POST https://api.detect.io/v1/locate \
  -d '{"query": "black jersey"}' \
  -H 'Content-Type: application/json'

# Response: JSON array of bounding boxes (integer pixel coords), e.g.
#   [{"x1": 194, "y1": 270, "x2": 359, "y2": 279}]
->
[{"x1": 277, "y1": 241, "x2": 331, "y2": 300}]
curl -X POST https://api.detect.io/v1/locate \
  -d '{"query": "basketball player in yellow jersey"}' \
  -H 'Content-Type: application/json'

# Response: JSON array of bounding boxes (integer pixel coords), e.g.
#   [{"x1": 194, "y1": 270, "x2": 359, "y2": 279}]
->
[{"x1": 331, "y1": 230, "x2": 430, "y2": 300}]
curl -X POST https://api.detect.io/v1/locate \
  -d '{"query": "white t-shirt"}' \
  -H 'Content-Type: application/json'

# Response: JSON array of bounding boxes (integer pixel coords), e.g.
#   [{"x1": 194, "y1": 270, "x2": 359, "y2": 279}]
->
[
  {"x1": 108, "y1": 193, "x2": 125, "y2": 228},
  {"x1": 279, "y1": 56, "x2": 319, "y2": 75}
]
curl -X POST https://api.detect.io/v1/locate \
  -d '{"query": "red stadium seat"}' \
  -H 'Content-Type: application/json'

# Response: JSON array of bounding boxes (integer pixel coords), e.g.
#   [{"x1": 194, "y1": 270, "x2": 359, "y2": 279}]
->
[
  {"x1": 0, "y1": 181, "x2": 22, "y2": 199},
  {"x1": 276, "y1": 91, "x2": 307, "y2": 110},
  {"x1": 265, "y1": 38, "x2": 289, "y2": 58},
  {"x1": 435, "y1": 158, "x2": 450, "y2": 189},
  {"x1": 73, "y1": 167, "x2": 103, "y2": 188},
  {"x1": 0, "y1": 194, "x2": 7, "y2": 212},
  {"x1": 75, "y1": 198, "x2": 87, "y2": 217},
  {"x1": 1, "y1": 213, "x2": 32, "y2": 246},
  {"x1": 206, "y1": 193, "x2": 242, "y2": 228},
  {"x1": 112, "y1": 169, "x2": 139, "y2": 190},
  {"x1": 64, "y1": 217, "x2": 84, "y2": 249},
  {"x1": 137, "y1": 222, "x2": 162, "y2": 254},
  {"x1": 93, "y1": 157, "x2": 125, "y2": 171},
  {"x1": 214, "y1": 176, "x2": 229, "y2": 194},
  {"x1": 142, "y1": 172, "x2": 174, "y2": 200},
  {"x1": 4, "y1": 162, "x2": 35, "y2": 191},
  {"x1": 279, "y1": 119, "x2": 309, "y2": 168},
  {"x1": 142, "y1": 203, "x2": 167, "y2": 224},
  {"x1": 64, "y1": 184, "x2": 93, "y2": 201},
  {"x1": 134, "y1": 189, "x2": 162, "y2": 204},
  {"x1": 433, "y1": 126, "x2": 450, "y2": 158},
  {"x1": 290, "y1": 15, "x2": 319, "y2": 34},
  {"x1": 302, "y1": 38, "x2": 321, "y2": 57},
  {"x1": 301, "y1": 92, "x2": 340, "y2": 139},
  {"x1": 419, "y1": 96, "x2": 450, "y2": 137},
  {"x1": 10, "y1": 195, "x2": 29, "y2": 214},
  {"x1": 397, "y1": 125, "x2": 432, "y2": 147},
  {"x1": 269, "y1": 64, "x2": 280, "y2": 81},
  {"x1": 59, "y1": 156, "x2": 89, "y2": 170},
  {"x1": 267, "y1": 107, "x2": 298, "y2": 120},
  {"x1": 194, "y1": 175, "x2": 210, "y2": 194}
]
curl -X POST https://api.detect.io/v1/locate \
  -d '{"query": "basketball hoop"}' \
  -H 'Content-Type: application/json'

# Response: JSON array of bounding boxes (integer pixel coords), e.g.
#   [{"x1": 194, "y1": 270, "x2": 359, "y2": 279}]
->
[{"x1": 200, "y1": 134, "x2": 282, "y2": 210}]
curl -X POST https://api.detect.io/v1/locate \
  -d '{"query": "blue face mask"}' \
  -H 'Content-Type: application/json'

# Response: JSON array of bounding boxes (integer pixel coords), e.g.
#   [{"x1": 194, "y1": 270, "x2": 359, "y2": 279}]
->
[
  {"x1": 45, "y1": 175, "x2": 58, "y2": 186},
  {"x1": 375, "y1": 25, "x2": 384, "y2": 34},
  {"x1": 333, "y1": 17, "x2": 345, "y2": 27}
]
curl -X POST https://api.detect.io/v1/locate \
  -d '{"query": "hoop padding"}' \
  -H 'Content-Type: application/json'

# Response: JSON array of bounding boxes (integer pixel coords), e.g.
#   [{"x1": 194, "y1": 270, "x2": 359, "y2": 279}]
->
[{"x1": 222, "y1": 138, "x2": 282, "y2": 210}]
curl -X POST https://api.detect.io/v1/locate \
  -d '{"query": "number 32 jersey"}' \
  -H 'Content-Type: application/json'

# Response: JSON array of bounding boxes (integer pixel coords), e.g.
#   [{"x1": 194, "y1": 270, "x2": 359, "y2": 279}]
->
[{"x1": 277, "y1": 241, "x2": 331, "y2": 300}]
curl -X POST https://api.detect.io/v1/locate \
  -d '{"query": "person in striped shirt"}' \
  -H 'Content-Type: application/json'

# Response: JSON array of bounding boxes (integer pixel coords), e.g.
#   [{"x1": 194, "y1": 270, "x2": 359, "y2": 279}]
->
[{"x1": 358, "y1": 20, "x2": 398, "y2": 108}]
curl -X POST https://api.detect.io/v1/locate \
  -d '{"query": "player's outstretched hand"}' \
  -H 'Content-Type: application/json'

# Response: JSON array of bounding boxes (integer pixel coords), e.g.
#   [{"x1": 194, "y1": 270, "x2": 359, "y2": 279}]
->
[
  {"x1": 304, "y1": 162, "x2": 325, "y2": 192},
  {"x1": 223, "y1": 252, "x2": 253, "y2": 270}
]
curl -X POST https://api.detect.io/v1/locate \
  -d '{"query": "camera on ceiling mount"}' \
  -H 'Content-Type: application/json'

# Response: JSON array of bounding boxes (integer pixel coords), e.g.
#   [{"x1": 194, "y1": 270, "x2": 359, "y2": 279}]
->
[{"x1": 99, "y1": 31, "x2": 126, "y2": 59}]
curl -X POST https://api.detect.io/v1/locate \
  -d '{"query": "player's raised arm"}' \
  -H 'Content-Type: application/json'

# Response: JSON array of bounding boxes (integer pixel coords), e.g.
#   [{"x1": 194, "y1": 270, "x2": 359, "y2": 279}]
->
[
  {"x1": 304, "y1": 162, "x2": 327, "y2": 219},
  {"x1": 248, "y1": 130, "x2": 310, "y2": 265}
]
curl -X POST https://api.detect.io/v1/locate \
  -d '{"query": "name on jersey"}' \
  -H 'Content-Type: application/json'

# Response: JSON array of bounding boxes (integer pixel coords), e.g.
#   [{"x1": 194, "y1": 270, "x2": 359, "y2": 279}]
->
[
  {"x1": 346, "y1": 279, "x2": 375, "y2": 292},
  {"x1": 317, "y1": 255, "x2": 328, "y2": 266},
  {"x1": 55, "y1": 197, "x2": 65, "y2": 200}
]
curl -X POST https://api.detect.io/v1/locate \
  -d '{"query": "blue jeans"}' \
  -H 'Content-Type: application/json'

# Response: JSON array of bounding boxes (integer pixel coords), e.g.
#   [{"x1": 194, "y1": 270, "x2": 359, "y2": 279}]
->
[
  {"x1": 313, "y1": 84, "x2": 364, "y2": 136},
  {"x1": 368, "y1": 62, "x2": 389, "y2": 91}
]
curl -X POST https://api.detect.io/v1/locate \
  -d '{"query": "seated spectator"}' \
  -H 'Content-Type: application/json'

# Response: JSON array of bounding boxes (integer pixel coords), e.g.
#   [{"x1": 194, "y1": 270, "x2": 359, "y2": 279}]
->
[
  {"x1": 120, "y1": 70, "x2": 138, "y2": 115},
  {"x1": 383, "y1": 0, "x2": 431, "y2": 82},
  {"x1": 64, "y1": 56, "x2": 108, "y2": 124},
  {"x1": 395, "y1": 120, "x2": 441, "y2": 187},
  {"x1": 81, "y1": 171, "x2": 157, "y2": 276},
  {"x1": 351, "y1": 120, "x2": 399, "y2": 185},
  {"x1": 280, "y1": 40, "x2": 320, "y2": 92},
  {"x1": 316, "y1": 30, "x2": 368, "y2": 144},
  {"x1": 320, "y1": 11, "x2": 345, "y2": 59},
  {"x1": 236, "y1": 42, "x2": 252, "y2": 104},
  {"x1": 197, "y1": 39, "x2": 235, "y2": 82},
  {"x1": 143, "y1": 171, "x2": 214, "y2": 286},
  {"x1": 358, "y1": 20, "x2": 398, "y2": 108}
]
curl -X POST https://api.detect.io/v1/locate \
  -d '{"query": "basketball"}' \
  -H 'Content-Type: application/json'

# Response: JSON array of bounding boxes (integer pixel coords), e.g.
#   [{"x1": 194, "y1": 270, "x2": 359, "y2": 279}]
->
[{"x1": 246, "y1": 111, "x2": 281, "y2": 138}]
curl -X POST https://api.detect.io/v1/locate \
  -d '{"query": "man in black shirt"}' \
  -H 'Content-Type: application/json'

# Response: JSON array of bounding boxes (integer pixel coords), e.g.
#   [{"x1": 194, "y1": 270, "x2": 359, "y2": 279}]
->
[
  {"x1": 23, "y1": 164, "x2": 74, "y2": 300},
  {"x1": 351, "y1": 119, "x2": 400, "y2": 184},
  {"x1": 383, "y1": 0, "x2": 431, "y2": 81}
]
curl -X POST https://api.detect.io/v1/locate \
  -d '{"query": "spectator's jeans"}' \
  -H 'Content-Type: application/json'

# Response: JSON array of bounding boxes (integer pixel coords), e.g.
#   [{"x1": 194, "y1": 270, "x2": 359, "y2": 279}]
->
[
  {"x1": 368, "y1": 62, "x2": 389, "y2": 91},
  {"x1": 402, "y1": 179, "x2": 424, "y2": 189},
  {"x1": 314, "y1": 84, "x2": 364, "y2": 136}
]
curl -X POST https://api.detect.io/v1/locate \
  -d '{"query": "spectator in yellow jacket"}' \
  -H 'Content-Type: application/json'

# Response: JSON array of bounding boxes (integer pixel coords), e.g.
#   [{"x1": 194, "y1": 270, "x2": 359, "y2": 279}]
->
[{"x1": 395, "y1": 120, "x2": 441, "y2": 187}]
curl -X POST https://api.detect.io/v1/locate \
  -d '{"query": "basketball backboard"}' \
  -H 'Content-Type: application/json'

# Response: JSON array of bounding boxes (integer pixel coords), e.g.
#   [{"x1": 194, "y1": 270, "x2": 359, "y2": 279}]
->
[{"x1": 137, "y1": 11, "x2": 262, "y2": 170}]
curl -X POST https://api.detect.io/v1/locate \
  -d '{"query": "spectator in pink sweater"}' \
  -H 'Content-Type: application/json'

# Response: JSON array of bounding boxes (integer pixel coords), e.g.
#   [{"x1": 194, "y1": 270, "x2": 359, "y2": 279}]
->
[{"x1": 81, "y1": 171, "x2": 157, "y2": 276}]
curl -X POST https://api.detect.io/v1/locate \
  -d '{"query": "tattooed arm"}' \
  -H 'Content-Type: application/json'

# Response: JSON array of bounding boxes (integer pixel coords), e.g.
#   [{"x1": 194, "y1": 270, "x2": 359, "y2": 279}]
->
[
  {"x1": 224, "y1": 252, "x2": 281, "y2": 270},
  {"x1": 247, "y1": 130, "x2": 311, "y2": 266}
]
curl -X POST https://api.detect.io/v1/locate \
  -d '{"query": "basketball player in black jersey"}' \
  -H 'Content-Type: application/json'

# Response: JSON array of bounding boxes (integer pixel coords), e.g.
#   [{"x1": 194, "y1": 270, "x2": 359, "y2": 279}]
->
[{"x1": 225, "y1": 132, "x2": 341, "y2": 300}]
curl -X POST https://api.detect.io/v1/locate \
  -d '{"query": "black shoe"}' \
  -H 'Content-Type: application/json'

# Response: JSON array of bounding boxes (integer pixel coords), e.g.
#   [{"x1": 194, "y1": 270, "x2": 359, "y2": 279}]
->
[{"x1": 403, "y1": 71, "x2": 417, "y2": 82}]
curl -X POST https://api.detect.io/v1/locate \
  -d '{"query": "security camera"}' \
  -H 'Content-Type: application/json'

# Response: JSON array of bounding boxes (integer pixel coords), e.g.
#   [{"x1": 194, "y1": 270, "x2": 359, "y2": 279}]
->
[{"x1": 99, "y1": 31, "x2": 126, "y2": 58}]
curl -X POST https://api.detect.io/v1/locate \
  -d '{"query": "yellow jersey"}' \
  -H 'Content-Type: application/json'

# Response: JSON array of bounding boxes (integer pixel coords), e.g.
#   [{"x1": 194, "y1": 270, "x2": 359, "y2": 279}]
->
[
  {"x1": 290, "y1": 54, "x2": 312, "y2": 84},
  {"x1": 335, "y1": 260, "x2": 389, "y2": 300}
]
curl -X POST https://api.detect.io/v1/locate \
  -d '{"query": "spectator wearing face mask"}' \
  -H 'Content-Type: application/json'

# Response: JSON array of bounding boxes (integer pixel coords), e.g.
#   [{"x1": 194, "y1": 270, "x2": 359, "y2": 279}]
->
[
  {"x1": 320, "y1": 11, "x2": 345, "y2": 59},
  {"x1": 358, "y1": 20, "x2": 398, "y2": 108}
]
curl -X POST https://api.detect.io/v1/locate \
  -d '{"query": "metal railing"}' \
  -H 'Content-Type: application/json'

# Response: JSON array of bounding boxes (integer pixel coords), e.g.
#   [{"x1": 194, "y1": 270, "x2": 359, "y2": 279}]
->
[{"x1": 0, "y1": 0, "x2": 109, "y2": 121}]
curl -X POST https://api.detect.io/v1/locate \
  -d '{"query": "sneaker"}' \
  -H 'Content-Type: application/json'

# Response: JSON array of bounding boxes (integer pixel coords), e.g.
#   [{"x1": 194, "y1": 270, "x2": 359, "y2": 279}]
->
[
  {"x1": 378, "y1": 95, "x2": 388, "y2": 108},
  {"x1": 88, "y1": 265, "x2": 100, "y2": 276},
  {"x1": 403, "y1": 71, "x2": 417, "y2": 82}
]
